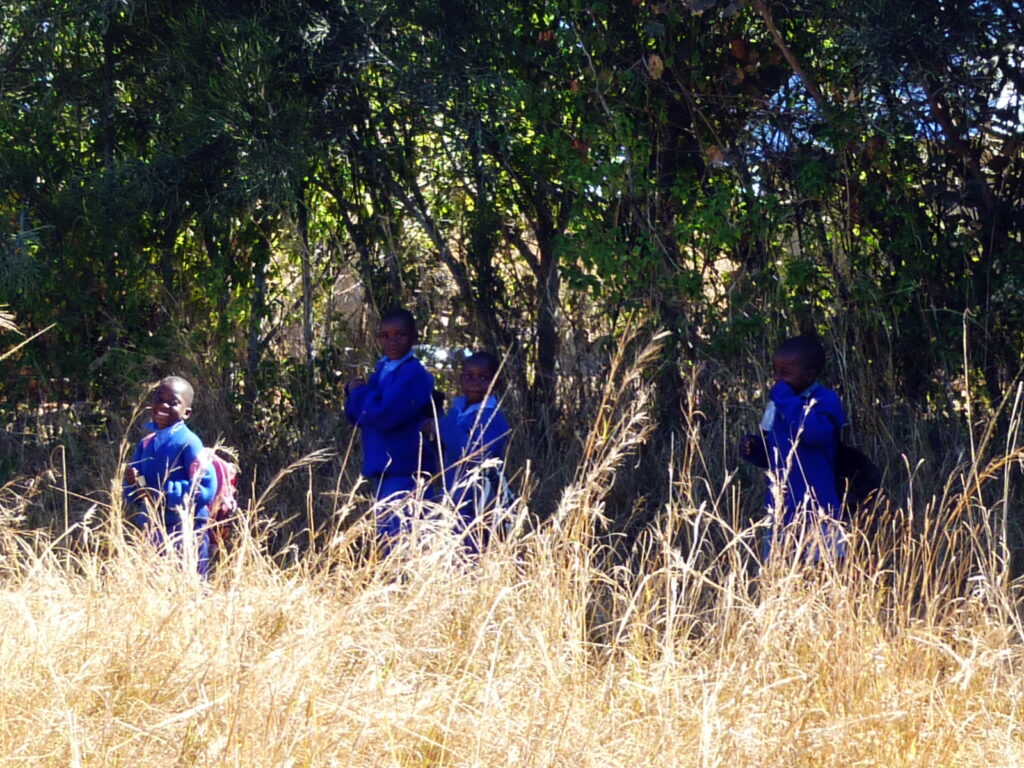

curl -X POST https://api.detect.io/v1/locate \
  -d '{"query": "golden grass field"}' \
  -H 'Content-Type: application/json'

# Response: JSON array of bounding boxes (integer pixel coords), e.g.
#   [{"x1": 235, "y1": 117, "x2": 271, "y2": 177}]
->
[
  {"x1": 2, "y1": 335, "x2": 1023, "y2": 766},
  {"x1": 2, "y1": 491, "x2": 1022, "y2": 767}
]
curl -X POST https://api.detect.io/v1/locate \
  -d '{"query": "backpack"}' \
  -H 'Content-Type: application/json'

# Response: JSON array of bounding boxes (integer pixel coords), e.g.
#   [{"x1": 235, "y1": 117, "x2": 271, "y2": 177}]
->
[
  {"x1": 822, "y1": 413, "x2": 883, "y2": 516},
  {"x1": 202, "y1": 447, "x2": 240, "y2": 556}
]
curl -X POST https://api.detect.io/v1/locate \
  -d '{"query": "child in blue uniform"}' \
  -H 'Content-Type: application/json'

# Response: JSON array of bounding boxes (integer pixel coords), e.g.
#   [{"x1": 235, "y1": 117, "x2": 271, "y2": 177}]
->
[
  {"x1": 439, "y1": 352, "x2": 510, "y2": 553},
  {"x1": 123, "y1": 376, "x2": 218, "y2": 575},
  {"x1": 740, "y1": 336, "x2": 846, "y2": 561},
  {"x1": 344, "y1": 308, "x2": 436, "y2": 549}
]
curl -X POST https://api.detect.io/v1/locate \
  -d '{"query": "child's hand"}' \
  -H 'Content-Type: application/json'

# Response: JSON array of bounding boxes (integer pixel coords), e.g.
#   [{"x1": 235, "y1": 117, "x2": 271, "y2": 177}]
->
[
  {"x1": 125, "y1": 468, "x2": 155, "y2": 503},
  {"x1": 739, "y1": 433, "x2": 769, "y2": 468},
  {"x1": 345, "y1": 378, "x2": 366, "y2": 395},
  {"x1": 769, "y1": 380, "x2": 795, "y2": 401}
]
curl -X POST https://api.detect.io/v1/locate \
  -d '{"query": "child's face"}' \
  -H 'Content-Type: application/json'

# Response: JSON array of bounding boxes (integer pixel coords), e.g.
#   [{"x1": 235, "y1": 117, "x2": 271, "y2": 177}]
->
[
  {"x1": 772, "y1": 351, "x2": 817, "y2": 393},
  {"x1": 378, "y1": 318, "x2": 415, "y2": 360},
  {"x1": 460, "y1": 360, "x2": 495, "y2": 405},
  {"x1": 151, "y1": 382, "x2": 192, "y2": 429}
]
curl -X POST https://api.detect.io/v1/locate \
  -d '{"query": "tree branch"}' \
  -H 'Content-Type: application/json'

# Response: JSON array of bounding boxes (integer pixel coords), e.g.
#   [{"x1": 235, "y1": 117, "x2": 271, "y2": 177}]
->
[{"x1": 753, "y1": 0, "x2": 831, "y2": 117}]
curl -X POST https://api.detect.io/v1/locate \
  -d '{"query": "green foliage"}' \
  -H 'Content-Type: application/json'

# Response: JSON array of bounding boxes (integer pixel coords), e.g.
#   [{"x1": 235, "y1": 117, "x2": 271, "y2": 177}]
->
[{"x1": 1, "y1": 0, "x2": 1022, "y2": 454}]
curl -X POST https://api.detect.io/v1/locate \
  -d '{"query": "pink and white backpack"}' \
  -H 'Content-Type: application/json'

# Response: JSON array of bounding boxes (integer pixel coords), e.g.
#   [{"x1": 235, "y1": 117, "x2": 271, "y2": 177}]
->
[{"x1": 200, "y1": 447, "x2": 240, "y2": 556}]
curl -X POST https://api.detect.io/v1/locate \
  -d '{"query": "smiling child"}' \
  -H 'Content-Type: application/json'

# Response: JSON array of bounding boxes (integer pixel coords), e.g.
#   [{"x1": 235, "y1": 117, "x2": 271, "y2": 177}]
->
[{"x1": 123, "y1": 376, "x2": 218, "y2": 575}]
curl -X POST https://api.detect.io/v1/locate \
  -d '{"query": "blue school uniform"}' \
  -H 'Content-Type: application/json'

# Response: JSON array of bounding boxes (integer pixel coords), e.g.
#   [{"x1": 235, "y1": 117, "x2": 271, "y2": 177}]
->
[
  {"x1": 438, "y1": 395, "x2": 510, "y2": 551},
  {"x1": 123, "y1": 420, "x2": 218, "y2": 575},
  {"x1": 759, "y1": 380, "x2": 845, "y2": 557},
  {"x1": 344, "y1": 353, "x2": 436, "y2": 544}
]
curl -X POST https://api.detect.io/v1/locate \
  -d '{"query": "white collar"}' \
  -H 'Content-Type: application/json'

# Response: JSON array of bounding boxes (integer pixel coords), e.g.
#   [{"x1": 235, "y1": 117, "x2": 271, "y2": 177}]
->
[{"x1": 459, "y1": 395, "x2": 498, "y2": 417}]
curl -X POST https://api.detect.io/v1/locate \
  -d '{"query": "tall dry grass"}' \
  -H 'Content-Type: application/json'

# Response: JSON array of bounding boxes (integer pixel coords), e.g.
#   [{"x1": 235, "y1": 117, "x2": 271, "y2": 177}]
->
[{"x1": 2, "y1": 332, "x2": 1024, "y2": 766}]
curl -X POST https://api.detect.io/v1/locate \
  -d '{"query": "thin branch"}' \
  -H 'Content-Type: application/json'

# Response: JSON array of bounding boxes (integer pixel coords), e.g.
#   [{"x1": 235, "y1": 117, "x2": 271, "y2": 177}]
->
[
  {"x1": 754, "y1": 0, "x2": 831, "y2": 117},
  {"x1": 0, "y1": 324, "x2": 55, "y2": 363}
]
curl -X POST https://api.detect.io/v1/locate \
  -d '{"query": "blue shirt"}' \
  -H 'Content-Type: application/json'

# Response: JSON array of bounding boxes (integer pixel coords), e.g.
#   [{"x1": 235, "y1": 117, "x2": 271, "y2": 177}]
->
[
  {"x1": 762, "y1": 380, "x2": 845, "y2": 523},
  {"x1": 438, "y1": 395, "x2": 510, "y2": 494},
  {"x1": 123, "y1": 420, "x2": 218, "y2": 530},
  {"x1": 345, "y1": 354, "x2": 436, "y2": 477}
]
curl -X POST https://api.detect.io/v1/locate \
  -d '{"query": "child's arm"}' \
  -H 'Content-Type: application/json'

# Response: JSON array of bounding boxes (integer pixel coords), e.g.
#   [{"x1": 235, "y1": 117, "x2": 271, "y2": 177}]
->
[
  {"x1": 122, "y1": 442, "x2": 151, "y2": 526},
  {"x1": 419, "y1": 388, "x2": 445, "y2": 442},
  {"x1": 163, "y1": 441, "x2": 218, "y2": 516},
  {"x1": 472, "y1": 409, "x2": 510, "y2": 461},
  {"x1": 350, "y1": 364, "x2": 433, "y2": 432},
  {"x1": 739, "y1": 433, "x2": 769, "y2": 469},
  {"x1": 344, "y1": 377, "x2": 371, "y2": 424},
  {"x1": 769, "y1": 381, "x2": 843, "y2": 447},
  {"x1": 122, "y1": 445, "x2": 140, "y2": 504},
  {"x1": 187, "y1": 451, "x2": 219, "y2": 518},
  {"x1": 437, "y1": 408, "x2": 459, "y2": 453}
]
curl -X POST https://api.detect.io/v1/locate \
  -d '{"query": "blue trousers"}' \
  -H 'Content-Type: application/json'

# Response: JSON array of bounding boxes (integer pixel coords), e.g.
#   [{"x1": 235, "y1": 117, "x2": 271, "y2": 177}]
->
[
  {"x1": 761, "y1": 513, "x2": 847, "y2": 564},
  {"x1": 130, "y1": 508, "x2": 211, "y2": 576},
  {"x1": 372, "y1": 474, "x2": 435, "y2": 553}
]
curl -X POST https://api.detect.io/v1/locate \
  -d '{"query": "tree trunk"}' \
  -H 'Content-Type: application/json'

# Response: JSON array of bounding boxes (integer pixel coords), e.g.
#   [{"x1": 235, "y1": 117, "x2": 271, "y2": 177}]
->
[
  {"x1": 244, "y1": 224, "x2": 271, "y2": 423},
  {"x1": 296, "y1": 186, "x2": 315, "y2": 383}
]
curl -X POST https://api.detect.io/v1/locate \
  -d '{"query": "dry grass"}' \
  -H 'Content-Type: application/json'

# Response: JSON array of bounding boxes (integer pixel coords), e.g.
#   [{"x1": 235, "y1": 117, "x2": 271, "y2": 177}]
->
[{"x1": 2, "y1": 336, "x2": 1024, "y2": 766}]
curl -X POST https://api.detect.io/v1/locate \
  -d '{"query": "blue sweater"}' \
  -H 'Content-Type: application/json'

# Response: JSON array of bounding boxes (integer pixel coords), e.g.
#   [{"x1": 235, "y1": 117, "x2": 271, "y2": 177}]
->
[
  {"x1": 762, "y1": 380, "x2": 845, "y2": 524},
  {"x1": 344, "y1": 355, "x2": 436, "y2": 477},
  {"x1": 438, "y1": 395, "x2": 510, "y2": 493},
  {"x1": 123, "y1": 421, "x2": 218, "y2": 530}
]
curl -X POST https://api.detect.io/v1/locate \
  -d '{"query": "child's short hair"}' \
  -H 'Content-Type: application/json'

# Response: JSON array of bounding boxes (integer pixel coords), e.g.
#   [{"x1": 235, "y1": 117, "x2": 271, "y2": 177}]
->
[
  {"x1": 159, "y1": 375, "x2": 195, "y2": 406},
  {"x1": 379, "y1": 307, "x2": 417, "y2": 336},
  {"x1": 464, "y1": 351, "x2": 501, "y2": 377},
  {"x1": 774, "y1": 335, "x2": 826, "y2": 375}
]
